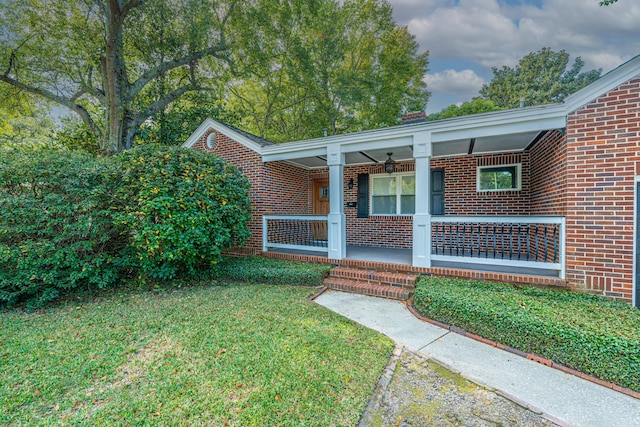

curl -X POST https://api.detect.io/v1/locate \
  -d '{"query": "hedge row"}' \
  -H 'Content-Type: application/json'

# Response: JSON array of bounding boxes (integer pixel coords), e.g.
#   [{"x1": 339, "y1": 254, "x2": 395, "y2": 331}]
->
[
  {"x1": 413, "y1": 277, "x2": 640, "y2": 392},
  {"x1": 209, "y1": 256, "x2": 331, "y2": 287},
  {"x1": 0, "y1": 146, "x2": 251, "y2": 309}
]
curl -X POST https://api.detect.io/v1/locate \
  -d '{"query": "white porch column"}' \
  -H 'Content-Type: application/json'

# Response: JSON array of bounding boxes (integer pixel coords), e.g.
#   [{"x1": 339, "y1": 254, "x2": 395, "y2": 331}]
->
[
  {"x1": 413, "y1": 132, "x2": 432, "y2": 268},
  {"x1": 327, "y1": 145, "x2": 346, "y2": 260}
]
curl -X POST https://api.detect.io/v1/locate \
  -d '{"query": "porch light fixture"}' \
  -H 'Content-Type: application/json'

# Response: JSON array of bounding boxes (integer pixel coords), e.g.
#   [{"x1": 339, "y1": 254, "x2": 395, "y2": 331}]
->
[
  {"x1": 347, "y1": 178, "x2": 354, "y2": 190},
  {"x1": 384, "y1": 152, "x2": 397, "y2": 174}
]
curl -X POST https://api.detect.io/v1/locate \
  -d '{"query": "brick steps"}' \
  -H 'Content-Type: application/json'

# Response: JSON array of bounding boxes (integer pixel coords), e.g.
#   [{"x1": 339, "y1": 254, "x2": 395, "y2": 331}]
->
[{"x1": 322, "y1": 267, "x2": 417, "y2": 301}]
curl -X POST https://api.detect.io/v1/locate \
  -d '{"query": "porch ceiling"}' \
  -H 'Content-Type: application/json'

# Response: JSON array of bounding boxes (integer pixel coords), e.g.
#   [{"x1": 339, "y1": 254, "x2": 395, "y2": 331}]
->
[{"x1": 284, "y1": 130, "x2": 546, "y2": 169}]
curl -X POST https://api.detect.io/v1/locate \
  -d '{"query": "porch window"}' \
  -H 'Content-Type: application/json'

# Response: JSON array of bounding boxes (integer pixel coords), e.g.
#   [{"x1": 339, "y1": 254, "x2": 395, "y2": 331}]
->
[
  {"x1": 371, "y1": 173, "x2": 415, "y2": 215},
  {"x1": 477, "y1": 164, "x2": 520, "y2": 191}
]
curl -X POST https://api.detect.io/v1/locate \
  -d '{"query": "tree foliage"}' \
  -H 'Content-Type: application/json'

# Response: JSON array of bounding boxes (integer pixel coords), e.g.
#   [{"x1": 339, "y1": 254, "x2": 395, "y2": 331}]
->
[
  {"x1": 111, "y1": 145, "x2": 252, "y2": 280},
  {"x1": 226, "y1": 0, "x2": 429, "y2": 142},
  {"x1": 480, "y1": 48, "x2": 601, "y2": 109},
  {"x1": 427, "y1": 98, "x2": 503, "y2": 121},
  {"x1": 0, "y1": 0, "x2": 236, "y2": 155},
  {"x1": 0, "y1": 93, "x2": 56, "y2": 149},
  {"x1": 0, "y1": 149, "x2": 121, "y2": 309},
  {"x1": 0, "y1": 145, "x2": 252, "y2": 308},
  {"x1": 134, "y1": 93, "x2": 235, "y2": 147},
  {"x1": 1, "y1": 0, "x2": 429, "y2": 151}
]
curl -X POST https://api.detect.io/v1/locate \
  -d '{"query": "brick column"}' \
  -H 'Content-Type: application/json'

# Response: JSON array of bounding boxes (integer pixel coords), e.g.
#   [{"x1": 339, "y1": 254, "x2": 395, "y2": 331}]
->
[
  {"x1": 413, "y1": 132, "x2": 432, "y2": 268},
  {"x1": 327, "y1": 145, "x2": 346, "y2": 260}
]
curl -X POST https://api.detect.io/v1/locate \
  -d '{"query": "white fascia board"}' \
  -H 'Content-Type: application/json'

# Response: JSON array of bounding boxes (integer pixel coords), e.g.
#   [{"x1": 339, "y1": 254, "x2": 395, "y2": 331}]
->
[
  {"x1": 182, "y1": 117, "x2": 265, "y2": 154},
  {"x1": 261, "y1": 104, "x2": 567, "y2": 162},
  {"x1": 430, "y1": 103, "x2": 564, "y2": 129},
  {"x1": 340, "y1": 135, "x2": 413, "y2": 153},
  {"x1": 564, "y1": 54, "x2": 640, "y2": 114},
  {"x1": 432, "y1": 113, "x2": 567, "y2": 142},
  {"x1": 261, "y1": 147, "x2": 328, "y2": 163},
  {"x1": 261, "y1": 125, "x2": 423, "y2": 159}
]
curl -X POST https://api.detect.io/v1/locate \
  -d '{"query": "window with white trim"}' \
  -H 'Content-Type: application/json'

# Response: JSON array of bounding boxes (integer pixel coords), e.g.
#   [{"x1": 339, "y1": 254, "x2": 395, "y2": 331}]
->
[
  {"x1": 477, "y1": 164, "x2": 521, "y2": 191},
  {"x1": 371, "y1": 173, "x2": 415, "y2": 215}
]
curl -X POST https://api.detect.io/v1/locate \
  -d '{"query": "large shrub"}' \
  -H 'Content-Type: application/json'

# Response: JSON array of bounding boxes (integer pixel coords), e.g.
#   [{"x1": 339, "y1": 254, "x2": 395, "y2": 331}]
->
[
  {"x1": 112, "y1": 144, "x2": 252, "y2": 279},
  {"x1": 0, "y1": 149, "x2": 121, "y2": 308}
]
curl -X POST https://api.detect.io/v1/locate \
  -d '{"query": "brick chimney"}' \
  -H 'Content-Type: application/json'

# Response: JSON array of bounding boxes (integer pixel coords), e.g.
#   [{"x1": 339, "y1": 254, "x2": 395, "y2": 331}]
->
[{"x1": 401, "y1": 111, "x2": 426, "y2": 124}]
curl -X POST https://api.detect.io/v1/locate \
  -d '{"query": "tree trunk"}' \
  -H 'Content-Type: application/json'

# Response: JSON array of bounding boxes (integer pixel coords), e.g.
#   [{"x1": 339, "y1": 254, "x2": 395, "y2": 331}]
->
[{"x1": 101, "y1": 1, "x2": 130, "y2": 156}]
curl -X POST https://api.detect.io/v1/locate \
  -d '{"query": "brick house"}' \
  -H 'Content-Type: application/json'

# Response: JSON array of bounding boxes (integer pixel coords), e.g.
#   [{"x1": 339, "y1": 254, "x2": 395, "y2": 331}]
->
[{"x1": 184, "y1": 54, "x2": 640, "y2": 307}]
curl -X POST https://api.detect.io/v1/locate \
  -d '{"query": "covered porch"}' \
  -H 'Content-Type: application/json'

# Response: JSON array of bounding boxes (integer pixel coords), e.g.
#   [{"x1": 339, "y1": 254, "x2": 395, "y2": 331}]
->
[
  {"x1": 260, "y1": 105, "x2": 568, "y2": 280},
  {"x1": 263, "y1": 216, "x2": 564, "y2": 279},
  {"x1": 268, "y1": 244, "x2": 560, "y2": 277}
]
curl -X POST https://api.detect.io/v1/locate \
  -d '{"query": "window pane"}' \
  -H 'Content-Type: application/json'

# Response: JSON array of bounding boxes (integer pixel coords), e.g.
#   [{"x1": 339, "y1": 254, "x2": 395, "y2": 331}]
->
[
  {"x1": 401, "y1": 175, "x2": 415, "y2": 195},
  {"x1": 401, "y1": 195, "x2": 415, "y2": 214},
  {"x1": 372, "y1": 176, "x2": 396, "y2": 196},
  {"x1": 479, "y1": 166, "x2": 516, "y2": 190},
  {"x1": 372, "y1": 196, "x2": 396, "y2": 214}
]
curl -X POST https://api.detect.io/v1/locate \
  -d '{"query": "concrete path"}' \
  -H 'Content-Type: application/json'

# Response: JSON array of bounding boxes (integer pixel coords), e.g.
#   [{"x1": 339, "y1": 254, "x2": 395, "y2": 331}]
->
[{"x1": 314, "y1": 291, "x2": 640, "y2": 427}]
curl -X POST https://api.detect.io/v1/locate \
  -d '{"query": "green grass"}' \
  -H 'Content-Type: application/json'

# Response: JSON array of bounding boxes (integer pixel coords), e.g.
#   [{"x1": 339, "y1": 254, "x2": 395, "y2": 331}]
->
[
  {"x1": 208, "y1": 256, "x2": 331, "y2": 287},
  {"x1": 413, "y1": 277, "x2": 640, "y2": 392},
  {"x1": 1, "y1": 284, "x2": 393, "y2": 426}
]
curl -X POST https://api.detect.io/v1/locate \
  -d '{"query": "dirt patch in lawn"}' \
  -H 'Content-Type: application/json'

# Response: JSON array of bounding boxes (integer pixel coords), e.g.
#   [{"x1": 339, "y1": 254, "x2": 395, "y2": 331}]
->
[{"x1": 359, "y1": 345, "x2": 558, "y2": 427}]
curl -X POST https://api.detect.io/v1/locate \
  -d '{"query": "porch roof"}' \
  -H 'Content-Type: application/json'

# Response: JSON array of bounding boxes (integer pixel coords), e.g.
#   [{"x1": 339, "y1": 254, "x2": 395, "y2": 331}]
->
[{"x1": 261, "y1": 103, "x2": 567, "y2": 168}]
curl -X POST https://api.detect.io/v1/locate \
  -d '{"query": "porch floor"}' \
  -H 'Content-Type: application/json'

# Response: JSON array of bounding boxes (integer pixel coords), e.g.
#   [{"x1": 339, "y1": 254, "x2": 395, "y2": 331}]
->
[{"x1": 269, "y1": 245, "x2": 559, "y2": 278}]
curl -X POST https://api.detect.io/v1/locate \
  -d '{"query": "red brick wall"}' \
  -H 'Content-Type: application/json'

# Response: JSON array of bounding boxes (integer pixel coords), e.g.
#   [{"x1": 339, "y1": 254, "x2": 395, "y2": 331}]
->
[
  {"x1": 345, "y1": 163, "x2": 414, "y2": 249},
  {"x1": 530, "y1": 130, "x2": 567, "y2": 216},
  {"x1": 192, "y1": 129, "x2": 311, "y2": 250},
  {"x1": 308, "y1": 164, "x2": 414, "y2": 249},
  {"x1": 327, "y1": 152, "x2": 542, "y2": 249},
  {"x1": 432, "y1": 153, "x2": 531, "y2": 215},
  {"x1": 565, "y1": 77, "x2": 640, "y2": 302}
]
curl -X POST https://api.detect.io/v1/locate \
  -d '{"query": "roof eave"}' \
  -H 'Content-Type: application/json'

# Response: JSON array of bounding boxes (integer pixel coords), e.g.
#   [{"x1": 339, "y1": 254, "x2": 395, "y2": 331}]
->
[
  {"x1": 563, "y1": 53, "x2": 640, "y2": 114},
  {"x1": 261, "y1": 103, "x2": 567, "y2": 162},
  {"x1": 182, "y1": 117, "x2": 265, "y2": 154}
]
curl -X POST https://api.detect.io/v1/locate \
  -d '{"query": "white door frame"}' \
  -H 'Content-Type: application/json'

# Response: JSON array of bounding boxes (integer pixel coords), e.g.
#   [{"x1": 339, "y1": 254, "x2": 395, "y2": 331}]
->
[{"x1": 634, "y1": 177, "x2": 640, "y2": 308}]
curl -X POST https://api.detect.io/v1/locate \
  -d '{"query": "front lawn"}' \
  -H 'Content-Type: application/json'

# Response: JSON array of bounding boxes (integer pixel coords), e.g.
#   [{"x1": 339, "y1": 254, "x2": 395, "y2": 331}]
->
[
  {"x1": 1, "y1": 284, "x2": 393, "y2": 426},
  {"x1": 413, "y1": 277, "x2": 640, "y2": 392}
]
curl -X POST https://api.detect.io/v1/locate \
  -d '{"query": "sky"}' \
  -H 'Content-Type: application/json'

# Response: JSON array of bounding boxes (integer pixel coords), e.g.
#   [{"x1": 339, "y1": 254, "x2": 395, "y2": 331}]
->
[{"x1": 387, "y1": 0, "x2": 640, "y2": 114}]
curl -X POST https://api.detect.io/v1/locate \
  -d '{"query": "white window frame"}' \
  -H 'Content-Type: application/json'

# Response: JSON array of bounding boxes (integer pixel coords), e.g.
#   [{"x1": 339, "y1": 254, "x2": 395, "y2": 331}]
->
[
  {"x1": 206, "y1": 132, "x2": 217, "y2": 149},
  {"x1": 370, "y1": 172, "x2": 415, "y2": 216},
  {"x1": 476, "y1": 163, "x2": 521, "y2": 192}
]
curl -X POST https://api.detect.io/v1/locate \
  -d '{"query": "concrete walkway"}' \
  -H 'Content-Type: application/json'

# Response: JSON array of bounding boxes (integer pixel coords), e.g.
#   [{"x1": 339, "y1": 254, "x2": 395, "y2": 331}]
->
[{"x1": 314, "y1": 291, "x2": 640, "y2": 427}]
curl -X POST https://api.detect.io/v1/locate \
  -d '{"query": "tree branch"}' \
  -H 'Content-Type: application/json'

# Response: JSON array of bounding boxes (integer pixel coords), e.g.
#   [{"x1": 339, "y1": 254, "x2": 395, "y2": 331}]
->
[
  {"x1": 131, "y1": 83, "x2": 195, "y2": 127},
  {"x1": 0, "y1": 74, "x2": 101, "y2": 139},
  {"x1": 127, "y1": 44, "x2": 228, "y2": 101},
  {"x1": 120, "y1": 0, "x2": 145, "y2": 18}
]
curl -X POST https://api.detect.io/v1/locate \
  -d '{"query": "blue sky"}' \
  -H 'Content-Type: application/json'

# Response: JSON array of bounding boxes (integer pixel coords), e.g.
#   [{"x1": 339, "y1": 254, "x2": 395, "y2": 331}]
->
[{"x1": 388, "y1": 0, "x2": 640, "y2": 113}]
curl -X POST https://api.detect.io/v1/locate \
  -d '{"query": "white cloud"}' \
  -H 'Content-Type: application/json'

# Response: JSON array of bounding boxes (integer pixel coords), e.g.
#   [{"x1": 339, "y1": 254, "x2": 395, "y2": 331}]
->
[
  {"x1": 424, "y1": 69, "x2": 485, "y2": 96},
  {"x1": 390, "y1": 0, "x2": 640, "y2": 72}
]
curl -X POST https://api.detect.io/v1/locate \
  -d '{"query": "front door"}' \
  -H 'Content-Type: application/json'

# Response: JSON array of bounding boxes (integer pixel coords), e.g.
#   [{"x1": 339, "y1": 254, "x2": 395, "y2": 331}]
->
[{"x1": 312, "y1": 179, "x2": 329, "y2": 240}]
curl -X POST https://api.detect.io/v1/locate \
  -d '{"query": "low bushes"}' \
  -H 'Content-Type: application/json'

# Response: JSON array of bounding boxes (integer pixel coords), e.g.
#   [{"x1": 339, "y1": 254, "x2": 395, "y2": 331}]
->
[
  {"x1": 0, "y1": 145, "x2": 252, "y2": 308},
  {"x1": 0, "y1": 150, "x2": 120, "y2": 309},
  {"x1": 413, "y1": 277, "x2": 640, "y2": 392},
  {"x1": 210, "y1": 256, "x2": 330, "y2": 287}
]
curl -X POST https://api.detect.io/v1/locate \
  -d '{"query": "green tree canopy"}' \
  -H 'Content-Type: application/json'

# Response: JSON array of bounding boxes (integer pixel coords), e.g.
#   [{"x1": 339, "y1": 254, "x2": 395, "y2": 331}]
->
[
  {"x1": 1, "y1": 0, "x2": 429, "y2": 152},
  {"x1": 0, "y1": 0, "x2": 236, "y2": 155},
  {"x1": 226, "y1": 0, "x2": 429, "y2": 142},
  {"x1": 0, "y1": 92, "x2": 55, "y2": 149},
  {"x1": 427, "y1": 98, "x2": 503, "y2": 121},
  {"x1": 479, "y1": 48, "x2": 601, "y2": 109}
]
